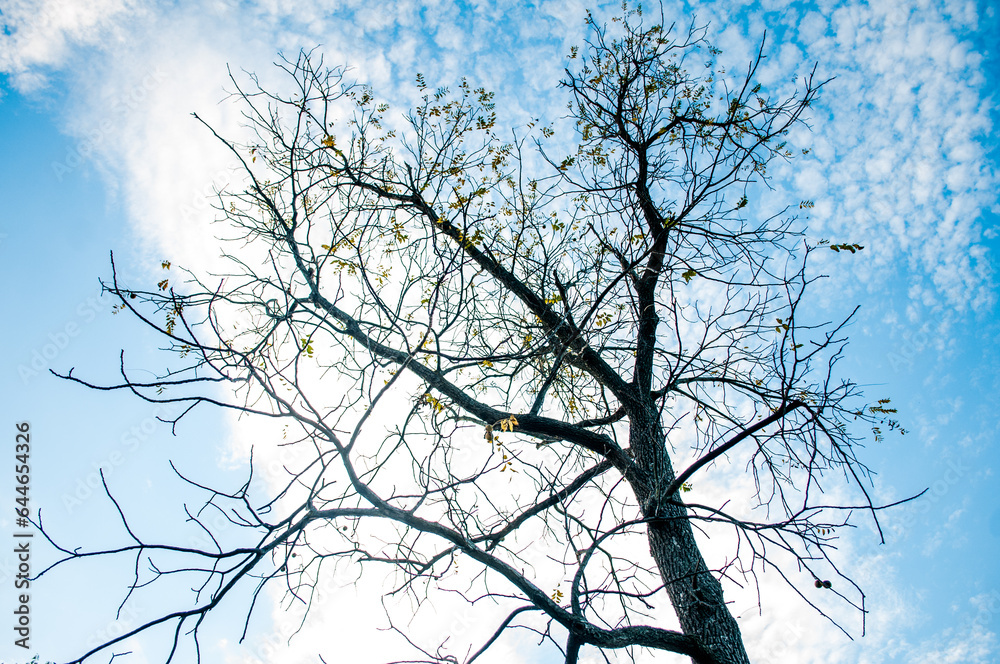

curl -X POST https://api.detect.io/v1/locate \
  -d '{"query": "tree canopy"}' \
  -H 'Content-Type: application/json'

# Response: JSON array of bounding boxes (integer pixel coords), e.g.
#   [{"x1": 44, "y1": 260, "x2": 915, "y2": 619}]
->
[{"x1": 46, "y1": 5, "x2": 911, "y2": 664}]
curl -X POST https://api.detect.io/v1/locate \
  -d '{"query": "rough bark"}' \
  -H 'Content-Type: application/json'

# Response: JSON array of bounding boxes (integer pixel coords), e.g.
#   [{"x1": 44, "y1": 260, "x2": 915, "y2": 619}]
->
[{"x1": 629, "y1": 407, "x2": 750, "y2": 664}]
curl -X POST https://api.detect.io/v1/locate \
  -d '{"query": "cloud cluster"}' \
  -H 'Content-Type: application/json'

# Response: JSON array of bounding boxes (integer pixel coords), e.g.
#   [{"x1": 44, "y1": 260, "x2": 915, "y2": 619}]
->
[{"x1": 0, "y1": 0, "x2": 140, "y2": 92}]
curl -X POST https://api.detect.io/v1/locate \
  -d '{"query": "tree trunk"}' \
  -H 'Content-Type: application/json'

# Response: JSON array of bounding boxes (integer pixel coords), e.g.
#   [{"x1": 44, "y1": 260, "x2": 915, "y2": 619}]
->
[{"x1": 630, "y1": 413, "x2": 751, "y2": 664}]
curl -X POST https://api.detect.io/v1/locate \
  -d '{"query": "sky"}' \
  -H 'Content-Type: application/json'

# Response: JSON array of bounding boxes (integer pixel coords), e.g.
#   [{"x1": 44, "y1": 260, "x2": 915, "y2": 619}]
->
[{"x1": 0, "y1": 0, "x2": 998, "y2": 662}]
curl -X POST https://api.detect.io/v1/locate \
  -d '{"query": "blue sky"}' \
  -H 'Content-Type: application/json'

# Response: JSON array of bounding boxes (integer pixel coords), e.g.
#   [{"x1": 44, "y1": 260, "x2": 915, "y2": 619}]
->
[{"x1": 1, "y1": 0, "x2": 998, "y2": 663}]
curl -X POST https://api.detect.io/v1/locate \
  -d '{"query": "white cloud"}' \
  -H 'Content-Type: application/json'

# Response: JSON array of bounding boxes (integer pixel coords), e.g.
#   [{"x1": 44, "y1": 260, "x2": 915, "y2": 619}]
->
[{"x1": 0, "y1": 0, "x2": 142, "y2": 92}]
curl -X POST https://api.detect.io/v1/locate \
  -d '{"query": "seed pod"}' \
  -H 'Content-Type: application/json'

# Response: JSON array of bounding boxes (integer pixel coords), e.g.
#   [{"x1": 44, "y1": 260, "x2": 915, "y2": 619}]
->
[
  {"x1": 814, "y1": 580, "x2": 823, "y2": 588},
  {"x1": 823, "y1": 580, "x2": 832, "y2": 589}
]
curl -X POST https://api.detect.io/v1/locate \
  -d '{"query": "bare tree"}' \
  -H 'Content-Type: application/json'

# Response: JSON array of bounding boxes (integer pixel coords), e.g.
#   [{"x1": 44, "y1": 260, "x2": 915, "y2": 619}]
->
[{"x1": 44, "y1": 6, "x2": 911, "y2": 664}]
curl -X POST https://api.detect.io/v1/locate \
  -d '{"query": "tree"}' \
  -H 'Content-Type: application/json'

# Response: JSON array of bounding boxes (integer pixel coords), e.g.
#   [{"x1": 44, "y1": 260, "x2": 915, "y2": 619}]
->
[{"x1": 44, "y1": 5, "x2": 911, "y2": 664}]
